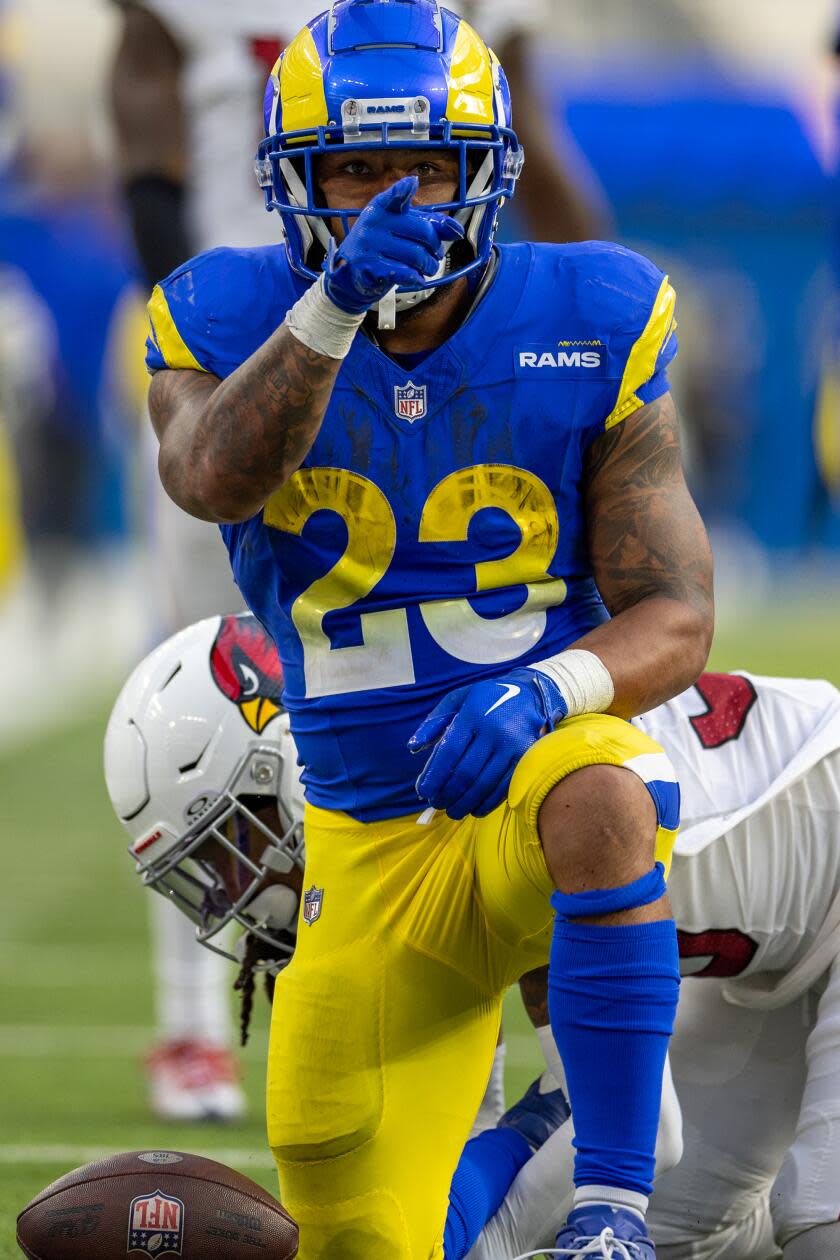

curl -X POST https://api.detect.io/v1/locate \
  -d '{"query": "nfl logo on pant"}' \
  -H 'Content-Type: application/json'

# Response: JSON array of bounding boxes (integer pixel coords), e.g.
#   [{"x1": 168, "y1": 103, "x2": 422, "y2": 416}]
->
[
  {"x1": 394, "y1": 381, "x2": 427, "y2": 421},
  {"x1": 127, "y1": 1191, "x2": 184, "y2": 1258},
  {"x1": 303, "y1": 885, "x2": 324, "y2": 925}
]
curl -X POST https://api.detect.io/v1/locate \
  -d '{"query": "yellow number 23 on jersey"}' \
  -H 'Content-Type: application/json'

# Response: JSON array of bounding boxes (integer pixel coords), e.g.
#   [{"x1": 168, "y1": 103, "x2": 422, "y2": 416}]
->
[{"x1": 263, "y1": 463, "x2": 567, "y2": 698}]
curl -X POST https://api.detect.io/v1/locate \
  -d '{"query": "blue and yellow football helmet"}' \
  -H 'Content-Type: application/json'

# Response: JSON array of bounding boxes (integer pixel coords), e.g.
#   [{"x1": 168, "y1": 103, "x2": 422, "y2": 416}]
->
[{"x1": 256, "y1": 0, "x2": 523, "y2": 298}]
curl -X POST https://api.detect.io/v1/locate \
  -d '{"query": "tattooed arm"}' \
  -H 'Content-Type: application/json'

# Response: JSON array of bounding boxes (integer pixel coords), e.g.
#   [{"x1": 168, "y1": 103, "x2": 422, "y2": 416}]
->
[
  {"x1": 573, "y1": 391, "x2": 714, "y2": 717},
  {"x1": 148, "y1": 329, "x2": 343, "y2": 523}
]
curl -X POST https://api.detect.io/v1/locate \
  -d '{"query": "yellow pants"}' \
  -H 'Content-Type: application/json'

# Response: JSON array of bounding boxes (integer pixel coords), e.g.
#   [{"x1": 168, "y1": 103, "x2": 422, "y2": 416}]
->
[{"x1": 268, "y1": 715, "x2": 678, "y2": 1259}]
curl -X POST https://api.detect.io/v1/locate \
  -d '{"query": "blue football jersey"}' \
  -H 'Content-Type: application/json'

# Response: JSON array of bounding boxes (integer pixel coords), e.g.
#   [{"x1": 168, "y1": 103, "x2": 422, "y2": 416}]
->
[{"x1": 146, "y1": 241, "x2": 677, "y2": 820}]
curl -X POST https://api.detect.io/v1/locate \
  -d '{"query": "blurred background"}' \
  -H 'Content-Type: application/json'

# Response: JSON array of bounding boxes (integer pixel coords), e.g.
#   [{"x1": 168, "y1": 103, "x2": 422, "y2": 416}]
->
[{"x1": 2, "y1": 0, "x2": 840, "y2": 1243}]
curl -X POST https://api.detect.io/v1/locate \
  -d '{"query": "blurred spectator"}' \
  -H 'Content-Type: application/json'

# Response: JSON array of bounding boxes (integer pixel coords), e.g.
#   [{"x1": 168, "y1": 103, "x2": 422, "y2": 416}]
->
[
  {"x1": 0, "y1": 163, "x2": 137, "y2": 577},
  {"x1": 0, "y1": 0, "x2": 139, "y2": 582},
  {"x1": 456, "y1": 0, "x2": 609, "y2": 243},
  {"x1": 0, "y1": 0, "x2": 148, "y2": 743}
]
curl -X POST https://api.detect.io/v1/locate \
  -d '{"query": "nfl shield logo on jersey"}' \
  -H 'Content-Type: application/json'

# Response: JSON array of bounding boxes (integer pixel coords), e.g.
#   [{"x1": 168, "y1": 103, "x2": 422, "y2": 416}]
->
[
  {"x1": 394, "y1": 381, "x2": 427, "y2": 421},
  {"x1": 303, "y1": 885, "x2": 324, "y2": 926},
  {"x1": 127, "y1": 1190, "x2": 184, "y2": 1258}
]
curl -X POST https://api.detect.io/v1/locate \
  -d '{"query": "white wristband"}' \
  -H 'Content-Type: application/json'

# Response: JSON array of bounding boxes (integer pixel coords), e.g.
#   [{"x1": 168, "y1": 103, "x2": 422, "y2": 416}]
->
[
  {"x1": 528, "y1": 648, "x2": 615, "y2": 717},
  {"x1": 284, "y1": 273, "x2": 365, "y2": 360}
]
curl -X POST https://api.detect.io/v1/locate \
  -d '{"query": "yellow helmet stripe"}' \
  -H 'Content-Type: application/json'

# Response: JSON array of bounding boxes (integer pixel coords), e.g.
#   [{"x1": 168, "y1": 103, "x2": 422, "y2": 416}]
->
[
  {"x1": 446, "y1": 19, "x2": 494, "y2": 128},
  {"x1": 280, "y1": 25, "x2": 329, "y2": 136},
  {"x1": 604, "y1": 276, "x2": 677, "y2": 431},
  {"x1": 148, "y1": 286, "x2": 206, "y2": 373}
]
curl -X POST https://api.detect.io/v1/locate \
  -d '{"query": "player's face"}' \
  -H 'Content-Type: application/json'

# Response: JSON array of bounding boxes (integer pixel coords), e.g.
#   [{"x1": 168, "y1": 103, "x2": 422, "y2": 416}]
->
[
  {"x1": 317, "y1": 147, "x2": 460, "y2": 240},
  {"x1": 194, "y1": 800, "x2": 303, "y2": 907}
]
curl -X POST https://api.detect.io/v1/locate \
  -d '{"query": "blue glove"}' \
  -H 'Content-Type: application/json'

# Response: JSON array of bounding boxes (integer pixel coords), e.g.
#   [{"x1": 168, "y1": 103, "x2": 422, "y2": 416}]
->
[
  {"x1": 323, "y1": 175, "x2": 464, "y2": 315},
  {"x1": 408, "y1": 668, "x2": 569, "y2": 820}
]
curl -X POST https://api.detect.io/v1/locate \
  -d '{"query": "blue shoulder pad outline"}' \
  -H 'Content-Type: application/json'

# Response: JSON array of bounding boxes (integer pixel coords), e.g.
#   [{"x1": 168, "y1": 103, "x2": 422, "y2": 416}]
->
[
  {"x1": 560, "y1": 241, "x2": 678, "y2": 430},
  {"x1": 145, "y1": 246, "x2": 300, "y2": 380}
]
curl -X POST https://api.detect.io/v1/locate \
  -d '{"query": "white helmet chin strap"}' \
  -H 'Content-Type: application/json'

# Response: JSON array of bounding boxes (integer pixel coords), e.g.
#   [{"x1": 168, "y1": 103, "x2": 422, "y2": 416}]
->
[{"x1": 374, "y1": 256, "x2": 447, "y2": 330}]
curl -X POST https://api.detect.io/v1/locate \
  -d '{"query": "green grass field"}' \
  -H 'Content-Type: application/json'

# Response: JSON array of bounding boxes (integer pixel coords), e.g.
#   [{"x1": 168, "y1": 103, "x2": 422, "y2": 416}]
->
[{"x1": 2, "y1": 601, "x2": 839, "y2": 1253}]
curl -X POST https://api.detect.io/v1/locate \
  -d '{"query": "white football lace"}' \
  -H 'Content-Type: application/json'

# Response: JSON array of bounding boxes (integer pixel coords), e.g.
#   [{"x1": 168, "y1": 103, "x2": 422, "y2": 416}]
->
[{"x1": 512, "y1": 1228, "x2": 643, "y2": 1259}]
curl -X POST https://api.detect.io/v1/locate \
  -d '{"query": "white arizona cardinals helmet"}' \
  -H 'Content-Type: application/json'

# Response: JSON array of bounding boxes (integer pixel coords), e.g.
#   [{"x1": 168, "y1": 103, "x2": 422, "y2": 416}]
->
[{"x1": 104, "y1": 613, "x2": 305, "y2": 968}]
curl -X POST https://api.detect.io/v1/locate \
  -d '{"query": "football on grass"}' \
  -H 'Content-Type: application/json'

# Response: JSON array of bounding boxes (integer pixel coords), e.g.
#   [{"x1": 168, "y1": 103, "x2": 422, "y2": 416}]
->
[{"x1": 16, "y1": 1149, "x2": 298, "y2": 1260}]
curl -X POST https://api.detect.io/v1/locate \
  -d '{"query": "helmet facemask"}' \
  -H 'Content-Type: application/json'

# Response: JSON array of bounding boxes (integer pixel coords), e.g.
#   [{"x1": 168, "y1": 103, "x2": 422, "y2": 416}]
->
[{"x1": 132, "y1": 744, "x2": 305, "y2": 972}]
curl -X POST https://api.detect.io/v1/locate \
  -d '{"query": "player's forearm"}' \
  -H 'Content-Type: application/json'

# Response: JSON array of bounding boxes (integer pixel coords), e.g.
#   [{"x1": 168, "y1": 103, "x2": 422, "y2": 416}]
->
[
  {"x1": 150, "y1": 327, "x2": 343, "y2": 523},
  {"x1": 111, "y1": 5, "x2": 191, "y2": 287},
  {"x1": 581, "y1": 392, "x2": 714, "y2": 715},
  {"x1": 569, "y1": 593, "x2": 713, "y2": 718}
]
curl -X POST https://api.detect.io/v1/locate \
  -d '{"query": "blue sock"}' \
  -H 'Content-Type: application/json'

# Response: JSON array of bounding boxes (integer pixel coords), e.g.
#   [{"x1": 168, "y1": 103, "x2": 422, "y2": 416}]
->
[
  {"x1": 443, "y1": 1127, "x2": 532, "y2": 1260},
  {"x1": 548, "y1": 913, "x2": 680, "y2": 1196}
]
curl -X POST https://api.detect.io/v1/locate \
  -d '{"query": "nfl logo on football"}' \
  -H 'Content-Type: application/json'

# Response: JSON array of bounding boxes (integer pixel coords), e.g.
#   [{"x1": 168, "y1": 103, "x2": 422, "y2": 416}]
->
[
  {"x1": 127, "y1": 1190, "x2": 185, "y2": 1259},
  {"x1": 303, "y1": 885, "x2": 324, "y2": 926},
  {"x1": 394, "y1": 381, "x2": 427, "y2": 422}
]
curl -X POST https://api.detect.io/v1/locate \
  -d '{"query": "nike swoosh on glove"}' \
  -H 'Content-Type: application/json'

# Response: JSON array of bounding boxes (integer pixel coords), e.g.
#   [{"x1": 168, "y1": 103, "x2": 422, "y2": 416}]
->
[
  {"x1": 323, "y1": 175, "x2": 464, "y2": 314},
  {"x1": 407, "y1": 668, "x2": 569, "y2": 820}
]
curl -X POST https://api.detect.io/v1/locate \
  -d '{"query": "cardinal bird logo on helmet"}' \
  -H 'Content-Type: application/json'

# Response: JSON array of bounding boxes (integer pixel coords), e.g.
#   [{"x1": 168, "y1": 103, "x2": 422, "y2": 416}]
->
[{"x1": 210, "y1": 614, "x2": 285, "y2": 733}]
